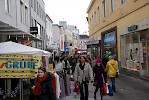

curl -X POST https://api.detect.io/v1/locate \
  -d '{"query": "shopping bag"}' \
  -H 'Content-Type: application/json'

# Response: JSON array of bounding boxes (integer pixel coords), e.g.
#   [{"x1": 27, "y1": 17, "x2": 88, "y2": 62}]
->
[
  {"x1": 103, "y1": 83, "x2": 107, "y2": 95},
  {"x1": 74, "y1": 82, "x2": 80, "y2": 95},
  {"x1": 106, "y1": 83, "x2": 109, "y2": 94},
  {"x1": 108, "y1": 84, "x2": 113, "y2": 96}
]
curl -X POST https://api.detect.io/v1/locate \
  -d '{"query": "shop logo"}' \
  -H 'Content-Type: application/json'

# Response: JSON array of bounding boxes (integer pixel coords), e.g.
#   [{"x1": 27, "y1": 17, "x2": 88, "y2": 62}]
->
[{"x1": 0, "y1": 63, "x2": 6, "y2": 68}]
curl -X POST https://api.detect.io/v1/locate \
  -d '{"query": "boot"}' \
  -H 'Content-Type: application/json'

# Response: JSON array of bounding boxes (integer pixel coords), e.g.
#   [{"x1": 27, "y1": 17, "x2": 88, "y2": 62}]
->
[{"x1": 94, "y1": 94, "x2": 96, "y2": 100}]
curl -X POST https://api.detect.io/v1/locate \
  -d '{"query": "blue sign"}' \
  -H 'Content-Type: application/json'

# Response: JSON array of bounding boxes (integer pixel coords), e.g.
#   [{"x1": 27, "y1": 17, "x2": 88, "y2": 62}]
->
[
  {"x1": 64, "y1": 48, "x2": 69, "y2": 52},
  {"x1": 104, "y1": 31, "x2": 116, "y2": 45}
]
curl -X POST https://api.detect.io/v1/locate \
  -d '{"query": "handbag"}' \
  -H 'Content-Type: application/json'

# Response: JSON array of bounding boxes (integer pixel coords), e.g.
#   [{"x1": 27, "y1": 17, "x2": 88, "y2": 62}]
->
[
  {"x1": 103, "y1": 83, "x2": 107, "y2": 95},
  {"x1": 108, "y1": 84, "x2": 113, "y2": 96},
  {"x1": 74, "y1": 82, "x2": 80, "y2": 95}
]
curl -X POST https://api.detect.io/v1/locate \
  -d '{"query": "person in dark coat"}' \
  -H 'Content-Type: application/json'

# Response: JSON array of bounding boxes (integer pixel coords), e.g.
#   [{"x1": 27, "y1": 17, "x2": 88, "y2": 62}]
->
[
  {"x1": 30, "y1": 67, "x2": 56, "y2": 100},
  {"x1": 102, "y1": 57, "x2": 109, "y2": 82},
  {"x1": 93, "y1": 58, "x2": 107, "y2": 100}
]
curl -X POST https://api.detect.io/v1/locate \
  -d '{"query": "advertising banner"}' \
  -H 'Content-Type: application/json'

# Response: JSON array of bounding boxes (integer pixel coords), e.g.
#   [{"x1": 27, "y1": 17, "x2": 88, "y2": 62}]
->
[
  {"x1": 104, "y1": 31, "x2": 116, "y2": 45},
  {"x1": 60, "y1": 35, "x2": 64, "y2": 51},
  {"x1": 0, "y1": 54, "x2": 42, "y2": 78}
]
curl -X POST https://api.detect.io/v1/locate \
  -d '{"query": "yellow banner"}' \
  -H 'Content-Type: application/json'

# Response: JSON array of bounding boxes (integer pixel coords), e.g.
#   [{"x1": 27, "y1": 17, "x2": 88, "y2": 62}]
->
[{"x1": 0, "y1": 54, "x2": 42, "y2": 78}]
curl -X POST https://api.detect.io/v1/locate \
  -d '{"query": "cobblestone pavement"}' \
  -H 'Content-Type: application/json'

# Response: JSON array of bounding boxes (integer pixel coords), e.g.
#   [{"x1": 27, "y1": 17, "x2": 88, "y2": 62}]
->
[{"x1": 62, "y1": 74, "x2": 149, "y2": 100}]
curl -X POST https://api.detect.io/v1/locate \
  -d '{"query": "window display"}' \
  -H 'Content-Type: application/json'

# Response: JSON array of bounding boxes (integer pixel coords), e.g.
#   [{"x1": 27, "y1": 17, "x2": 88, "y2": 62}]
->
[{"x1": 121, "y1": 30, "x2": 149, "y2": 77}]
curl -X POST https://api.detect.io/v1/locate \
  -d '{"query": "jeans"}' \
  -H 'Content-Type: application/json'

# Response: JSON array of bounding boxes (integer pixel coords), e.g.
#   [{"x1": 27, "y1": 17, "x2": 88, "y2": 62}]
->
[
  {"x1": 79, "y1": 81, "x2": 89, "y2": 100},
  {"x1": 110, "y1": 77, "x2": 116, "y2": 92}
]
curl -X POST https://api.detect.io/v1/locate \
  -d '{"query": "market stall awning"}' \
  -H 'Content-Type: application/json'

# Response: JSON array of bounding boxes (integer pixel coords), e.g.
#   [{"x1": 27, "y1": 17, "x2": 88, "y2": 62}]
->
[{"x1": 0, "y1": 41, "x2": 51, "y2": 57}]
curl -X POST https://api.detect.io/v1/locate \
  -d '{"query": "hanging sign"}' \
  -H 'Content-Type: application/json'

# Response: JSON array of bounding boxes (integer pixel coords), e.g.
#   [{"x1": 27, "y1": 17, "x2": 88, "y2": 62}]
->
[
  {"x1": 49, "y1": 64, "x2": 53, "y2": 72},
  {"x1": 0, "y1": 54, "x2": 42, "y2": 78}
]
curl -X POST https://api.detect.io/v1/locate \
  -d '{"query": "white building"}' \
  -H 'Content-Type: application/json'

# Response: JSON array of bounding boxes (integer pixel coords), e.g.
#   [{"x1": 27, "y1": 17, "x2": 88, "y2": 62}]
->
[
  {"x1": 52, "y1": 24, "x2": 61, "y2": 55},
  {"x1": 79, "y1": 35, "x2": 89, "y2": 53},
  {"x1": 30, "y1": 0, "x2": 46, "y2": 49},
  {"x1": 45, "y1": 14, "x2": 53, "y2": 51}
]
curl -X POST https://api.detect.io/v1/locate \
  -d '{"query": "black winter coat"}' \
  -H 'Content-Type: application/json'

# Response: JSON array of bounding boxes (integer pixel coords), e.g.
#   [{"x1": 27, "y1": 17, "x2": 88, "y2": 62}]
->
[{"x1": 30, "y1": 72, "x2": 56, "y2": 100}]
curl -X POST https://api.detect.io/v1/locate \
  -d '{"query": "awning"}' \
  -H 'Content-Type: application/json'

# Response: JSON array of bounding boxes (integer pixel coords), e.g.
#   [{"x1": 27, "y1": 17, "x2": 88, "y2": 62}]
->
[
  {"x1": 0, "y1": 41, "x2": 51, "y2": 57},
  {"x1": 0, "y1": 21, "x2": 42, "y2": 41}
]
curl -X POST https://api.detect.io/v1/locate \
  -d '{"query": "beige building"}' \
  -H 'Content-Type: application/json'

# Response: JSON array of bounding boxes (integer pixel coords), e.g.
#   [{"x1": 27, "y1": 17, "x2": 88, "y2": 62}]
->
[
  {"x1": 64, "y1": 28, "x2": 73, "y2": 55},
  {"x1": 87, "y1": 0, "x2": 149, "y2": 78}
]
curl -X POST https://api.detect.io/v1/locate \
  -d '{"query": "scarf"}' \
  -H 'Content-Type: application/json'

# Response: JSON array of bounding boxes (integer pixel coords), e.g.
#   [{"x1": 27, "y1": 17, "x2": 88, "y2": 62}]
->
[
  {"x1": 79, "y1": 62, "x2": 85, "y2": 70},
  {"x1": 32, "y1": 74, "x2": 47, "y2": 95}
]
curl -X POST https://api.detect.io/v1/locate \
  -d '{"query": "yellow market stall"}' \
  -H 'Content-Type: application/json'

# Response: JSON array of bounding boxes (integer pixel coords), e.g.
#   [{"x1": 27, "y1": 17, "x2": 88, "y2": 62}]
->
[{"x1": 0, "y1": 41, "x2": 51, "y2": 100}]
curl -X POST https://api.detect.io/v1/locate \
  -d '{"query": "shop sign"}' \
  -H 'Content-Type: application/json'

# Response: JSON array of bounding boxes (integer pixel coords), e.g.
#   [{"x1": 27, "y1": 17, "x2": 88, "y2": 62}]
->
[
  {"x1": 104, "y1": 31, "x2": 116, "y2": 45},
  {"x1": 49, "y1": 64, "x2": 53, "y2": 72},
  {"x1": 30, "y1": 27, "x2": 38, "y2": 34},
  {"x1": 0, "y1": 54, "x2": 42, "y2": 78},
  {"x1": 128, "y1": 25, "x2": 138, "y2": 32},
  {"x1": 86, "y1": 40, "x2": 99, "y2": 45}
]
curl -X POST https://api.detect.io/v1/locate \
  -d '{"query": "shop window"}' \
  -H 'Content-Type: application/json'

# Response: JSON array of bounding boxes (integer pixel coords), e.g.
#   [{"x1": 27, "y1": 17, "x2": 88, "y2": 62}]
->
[{"x1": 121, "y1": 31, "x2": 149, "y2": 76}]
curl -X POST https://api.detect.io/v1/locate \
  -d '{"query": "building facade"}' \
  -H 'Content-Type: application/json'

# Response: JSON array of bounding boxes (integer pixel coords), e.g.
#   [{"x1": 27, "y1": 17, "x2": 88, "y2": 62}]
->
[
  {"x1": 0, "y1": 0, "x2": 32, "y2": 43},
  {"x1": 30, "y1": 0, "x2": 46, "y2": 49},
  {"x1": 78, "y1": 35, "x2": 89, "y2": 53},
  {"x1": 45, "y1": 14, "x2": 53, "y2": 51},
  {"x1": 64, "y1": 28, "x2": 73, "y2": 55},
  {"x1": 87, "y1": 0, "x2": 149, "y2": 78},
  {"x1": 52, "y1": 24, "x2": 61, "y2": 55}
]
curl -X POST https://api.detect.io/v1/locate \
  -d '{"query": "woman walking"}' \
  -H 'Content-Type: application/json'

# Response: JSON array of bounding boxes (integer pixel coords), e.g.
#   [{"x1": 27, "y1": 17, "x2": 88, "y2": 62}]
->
[
  {"x1": 30, "y1": 67, "x2": 56, "y2": 100},
  {"x1": 93, "y1": 58, "x2": 107, "y2": 100},
  {"x1": 74, "y1": 55, "x2": 93, "y2": 100},
  {"x1": 106, "y1": 56, "x2": 118, "y2": 93}
]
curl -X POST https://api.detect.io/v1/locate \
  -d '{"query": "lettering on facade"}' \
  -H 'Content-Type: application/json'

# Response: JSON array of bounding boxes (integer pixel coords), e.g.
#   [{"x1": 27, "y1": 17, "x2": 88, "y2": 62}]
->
[{"x1": 128, "y1": 25, "x2": 138, "y2": 32}]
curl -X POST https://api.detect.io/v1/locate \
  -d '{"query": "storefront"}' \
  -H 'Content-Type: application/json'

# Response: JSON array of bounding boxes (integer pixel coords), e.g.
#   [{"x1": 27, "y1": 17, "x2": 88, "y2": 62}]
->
[
  {"x1": 101, "y1": 26, "x2": 118, "y2": 60},
  {"x1": 120, "y1": 19, "x2": 149, "y2": 78},
  {"x1": 87, "y1": 39, "x2": 100, "y2": 60}
]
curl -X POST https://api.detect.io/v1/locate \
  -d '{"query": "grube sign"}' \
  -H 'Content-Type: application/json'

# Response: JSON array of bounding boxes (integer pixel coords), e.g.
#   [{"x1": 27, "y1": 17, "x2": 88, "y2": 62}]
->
[
  {"x1": 0, "y1": 54, "x2": 42, "y2": 78},
  {"x1": 30, "y1": 27, "x2": 38, "y2": 34}
]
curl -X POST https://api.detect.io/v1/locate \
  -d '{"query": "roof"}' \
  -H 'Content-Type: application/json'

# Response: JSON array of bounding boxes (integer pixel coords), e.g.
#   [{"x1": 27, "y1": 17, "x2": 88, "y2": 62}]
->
[
  {"x1": 87, "y1": 0, "x2": 96, "y2": 13},
  {"x1": 46, "y1": 14, "x2": 53, "y2": 23},
  {"x1": 79, "y1": 35, "x2": 89, "y2": 39}
]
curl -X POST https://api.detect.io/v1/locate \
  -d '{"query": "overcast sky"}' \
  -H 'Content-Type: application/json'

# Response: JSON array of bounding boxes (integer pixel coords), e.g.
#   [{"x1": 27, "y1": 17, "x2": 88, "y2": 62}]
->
[{"x1": 44, "y1": 0, "x2": 91, "y2": 35}]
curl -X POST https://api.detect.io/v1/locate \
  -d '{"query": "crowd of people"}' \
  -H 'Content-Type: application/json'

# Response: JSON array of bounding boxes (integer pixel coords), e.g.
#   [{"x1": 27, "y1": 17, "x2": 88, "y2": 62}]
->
[{"x1": 30, "y1": 53, "x2": 118, "y2": 100}]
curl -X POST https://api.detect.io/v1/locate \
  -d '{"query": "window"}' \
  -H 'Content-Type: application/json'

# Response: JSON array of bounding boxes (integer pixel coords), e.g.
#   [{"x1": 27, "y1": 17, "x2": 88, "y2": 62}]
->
[
  {"x1": 20, "y1": 1, "x2": 24, "y2": 23},
  {"x1": 120, "y1": 0, "x2": 126, "y2": 5},
  {"x1": 90, "y1": 18, "x2": 91, "y2": 28},
  {"x1": 94, "y1": 11, "x2": 96, "y2": 25},
  {"x1": 31, "y1": 0, "x2": 33, "y2": 8},
  {"x1": 34, "y1": 0, "x2": 36, "y2": 12},
  {"x1": 37, "y1": 2, "x2": 39, "y2": 15},
  {"x1": 97, "y1": 6, "x2": 100, "y2": 21},
  {"x1": 31, "y1": 18, "x2": 33, "y2": 27},
  {"x1": 25, "y1": 6, "x2": 28, "y2": 25},
  {"x1": 92, "y1": 15, "x2": 93, "y2": 27},
  {"x1": 5, "y1": 0, "x2": 10, "y2": 13},
  {"x1": 110, "y1": 0, "x2": 114, "y2": 12},
  {"x1": 102, "y1": 0, "x2": 106, "y2": 17}
]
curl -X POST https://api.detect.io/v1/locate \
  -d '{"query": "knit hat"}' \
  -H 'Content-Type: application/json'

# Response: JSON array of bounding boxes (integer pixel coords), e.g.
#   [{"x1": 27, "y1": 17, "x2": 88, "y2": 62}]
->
[{"x1": 96, "y1": 58, "x2": 102, "y2": 63}]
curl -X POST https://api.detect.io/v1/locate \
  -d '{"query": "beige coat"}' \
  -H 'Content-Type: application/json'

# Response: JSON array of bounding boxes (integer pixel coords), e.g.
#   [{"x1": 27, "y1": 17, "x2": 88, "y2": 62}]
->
[{"x1": 74, "y1": 62, "x2": 93, "y2": 83}]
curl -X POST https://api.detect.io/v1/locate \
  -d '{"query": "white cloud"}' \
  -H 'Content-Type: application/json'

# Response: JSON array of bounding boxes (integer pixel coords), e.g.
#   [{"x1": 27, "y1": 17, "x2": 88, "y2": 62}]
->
[{"x1": 44, "y1": 0, "x2": 91, "y2": 35}]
